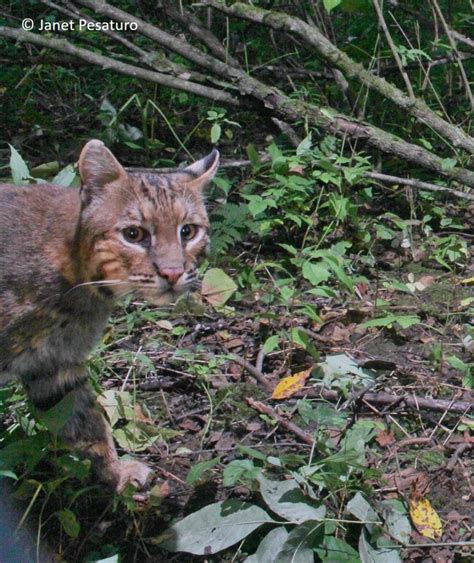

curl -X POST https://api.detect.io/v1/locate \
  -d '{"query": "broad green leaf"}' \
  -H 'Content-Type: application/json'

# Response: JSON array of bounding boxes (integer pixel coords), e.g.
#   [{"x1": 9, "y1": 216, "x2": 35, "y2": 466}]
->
[
  {"x1": 0, "y1": 470, "x2": 17, "y2": 479},
  {"x1": 318, "y1": 354, "x2": 376, "y2": 390},
  {"x1": 53, "y1": 164, "x2": 77, "y2": 187},
  {"x1": 380, "y1": 501, "x2": 411, "y2": 545},
  {"x1": 315, "y1": 536, "x2": 360, "y2": 561},
  {"x1": 236, "y1": 444, "x2": 267, "y2": 461},
  {"x1": 113, "y1": 421, "x2": 160, "y2": 452},
  {"x1": 347, "y1": 492, "x2": 379, "y2": 533},
  {"x1": 275, "y1": 520, "x2": 324, "y2": 563},
  {"x1": 257, "y1": 474, "x2": 326, "y2": 523},
  {"x1": 245, "y1": 526, "x2": 289, "y2": 563},
  {"x1": 202, "y1": 268, "x2": 237, "y2": 306},
  {"x1": 211, "y1": 123, "x2": 222, "y2": 144},
  {"x1": 262, "y1": 335, "x2": 280, "y2": 355},
  {"x1": 359, "y1": 531, "x2": 401, "y2": 563},
  {"x1": 36, "y1": 392, "x2": 75, "y2": 434},
  {"x1": 223, "y1": 459, "x2": 260, "y2": 486},
  {"x1": 361, "y1": 315, "x2": 420, "y2": 329},
  {"x1": 186, "y1": 456, "x2": 221, "y2": 486},
  {"x1": 55, "y1": 509, "x2": 80, "y2": 538},
  {"x1": 156, "y1": 500, "x2": 273, "y2": 555},
  {"x1": 441, "y1": 157, "x2": 457, "y2": 171},
  {"x1": 246, "y1": 143, "x2": 260, "y2": 167},
  {"x1": 302, "y1": 261, "x2": 330, "y2": 286},
  {"x1": 9, "y1": 144, "x2": 30, "y2": 185},
  {"x1": 296, "y1": 133, "x2": 312, "y2": 156},
  {"x1": 323, "y1": 0, "x2": 342, "y2": 13}
]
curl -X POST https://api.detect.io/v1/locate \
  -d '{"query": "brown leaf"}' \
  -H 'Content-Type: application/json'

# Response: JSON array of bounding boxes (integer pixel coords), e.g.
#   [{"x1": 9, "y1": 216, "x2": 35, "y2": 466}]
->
[{"x1": 376, "y1": 430, "x2": 396, "y2": 447}]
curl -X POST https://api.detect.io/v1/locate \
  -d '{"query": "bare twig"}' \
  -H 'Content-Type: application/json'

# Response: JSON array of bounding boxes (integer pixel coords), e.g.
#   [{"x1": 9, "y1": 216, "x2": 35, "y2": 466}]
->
[
  {"x1": 363, "y1": 171, "x2": 474, "y2": 201},
  {"x1": 203, "y1": 0, "x2": 474, "y2": 154},
  {"x1": 300, "y1": 386, "x2": 473, "y2": 414},
  {"x1": 372, "y1": 0, "x2": 414, "y2": 98},
  {"x1": 229, "y1": 354, "x2": 273, "y2": 393},
  {"x1": 0, "y1": 26, "x2": 240, "y2": 106},
  {"x1": 246, "y1": 398, "x2": 314, "y2": 445},
  {"x1": 429, "y1": 0, "x2": 474, "y2": 110}
]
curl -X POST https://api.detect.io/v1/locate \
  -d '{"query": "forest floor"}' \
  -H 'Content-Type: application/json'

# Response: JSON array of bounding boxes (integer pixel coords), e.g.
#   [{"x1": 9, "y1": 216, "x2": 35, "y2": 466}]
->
[{"x1": 67, "y1": 239, "x2": 474, "y2": 562}]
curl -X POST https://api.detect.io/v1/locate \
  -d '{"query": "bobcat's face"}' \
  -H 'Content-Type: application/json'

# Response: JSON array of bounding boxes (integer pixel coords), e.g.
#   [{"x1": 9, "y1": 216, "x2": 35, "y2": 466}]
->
[{"x1": 78, "y1": 141, "x2": 218, "y2": 305}]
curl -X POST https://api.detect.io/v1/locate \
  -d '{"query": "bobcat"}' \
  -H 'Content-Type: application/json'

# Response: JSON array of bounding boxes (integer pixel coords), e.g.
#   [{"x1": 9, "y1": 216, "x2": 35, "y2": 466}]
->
[{"x1": 0, "y1": 140, "x2": 219, "y2": 491}]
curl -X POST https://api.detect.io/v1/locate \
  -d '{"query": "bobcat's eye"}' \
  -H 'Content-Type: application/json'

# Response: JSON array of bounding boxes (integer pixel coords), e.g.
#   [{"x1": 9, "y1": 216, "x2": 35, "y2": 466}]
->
[
  {"x1": 123, "y1": 226, "x2": 147, "y2": 244},
  {"x1": 180, "y1": 224, "x2": 198, "y2": 241}
]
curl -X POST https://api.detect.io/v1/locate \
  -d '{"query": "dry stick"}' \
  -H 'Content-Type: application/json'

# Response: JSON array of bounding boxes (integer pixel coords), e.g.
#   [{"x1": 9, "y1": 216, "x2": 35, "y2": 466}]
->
[
  {"x1": 429, "y1": 0, "x2": 474, "y2": 110},
  {"x1": 41, "y1": 0, "x2": 213, "y2": 86},
  {"x1": 246, "y1": 398, "x2": 314, "y2": 445},
  {"x1": 372, "y1": 0, "x2": 414, "y2": 98},
  {"x1": 3, "y1": 14, "x2": 473, "y2": 186},
  {"x1": 162, "y1": 0, "x2": 241, "y2": 68},
  {"x1": 229, "y1": 354, "x2": 273, "y2": 393},
  {"x1": 363, "y1": 171, "x2": 474, "y2": 201},
  {"x1": 129, "y1": 158, "x2": 474, "y2": 202},
  {"x1": 299, "y1": 387, "x2": 473, "y2": 414},
  {"x1": 0, "y1": 26, "x2": 240, "y2": 107},
  {"x1": 74, "y1": 0, "x2": 474, "y2": 184},
  {"x1": 203, "y1": 0, "x2": 474, "y2": 155}
]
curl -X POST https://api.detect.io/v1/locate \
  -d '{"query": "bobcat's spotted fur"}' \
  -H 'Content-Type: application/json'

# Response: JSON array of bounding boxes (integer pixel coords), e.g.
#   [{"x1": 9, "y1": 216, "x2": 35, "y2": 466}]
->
[{"x1": 0, "y1": 140, "x2": 219, "y2": 490}]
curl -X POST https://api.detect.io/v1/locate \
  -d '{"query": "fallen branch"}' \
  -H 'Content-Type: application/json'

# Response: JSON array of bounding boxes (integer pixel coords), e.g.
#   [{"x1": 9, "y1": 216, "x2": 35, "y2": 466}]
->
[
  {"x1": 0, "y1": 26, "x2": 240, "y2": 107},
  {"x1": 204, "y1": 0, "x2": 474, "y2": 154},
  {"x1": 246, "y1": 398, "x2": 314, "y2": 445},
  {"x1": 229, "y1": 354, "x2": 274, "y2": 393},
  {"x1": 300, "y1": 386, "x2": 473, "y2": 414},
  {"x1": 363, "y1": 171, "x2": 474, "y2": 201}
]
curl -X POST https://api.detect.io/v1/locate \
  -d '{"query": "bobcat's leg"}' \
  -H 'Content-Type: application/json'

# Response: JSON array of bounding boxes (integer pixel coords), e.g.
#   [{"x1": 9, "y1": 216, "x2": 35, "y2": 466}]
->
[{"x1": 21, "y1": 366, "x2": 153, "y2": 492}]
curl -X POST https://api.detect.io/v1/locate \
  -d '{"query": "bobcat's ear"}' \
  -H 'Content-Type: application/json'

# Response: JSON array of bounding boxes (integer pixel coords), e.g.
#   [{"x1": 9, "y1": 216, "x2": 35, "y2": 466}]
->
[
  {"x1": 182, "y1": 149, "x2": 219, "y2": 191},
  {"x1": 78, "y1": 140, "x2": 127, "y2": 201}
]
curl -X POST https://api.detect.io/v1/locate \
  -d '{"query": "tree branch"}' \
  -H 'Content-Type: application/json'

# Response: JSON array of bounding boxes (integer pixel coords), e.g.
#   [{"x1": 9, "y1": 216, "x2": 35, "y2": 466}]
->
[
  {"x1": 0, "y1": 25, "x2": 240, "y2": 106},
  {"x1": 203, "y1": 0, "x2": 474, "y2": 155}
]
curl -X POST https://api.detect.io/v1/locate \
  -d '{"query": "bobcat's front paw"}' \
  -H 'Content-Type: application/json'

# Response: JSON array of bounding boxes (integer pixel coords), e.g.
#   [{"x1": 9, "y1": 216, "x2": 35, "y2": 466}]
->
[{"x1": 110, "y1": 460, "x2": 154, "y2": 493}]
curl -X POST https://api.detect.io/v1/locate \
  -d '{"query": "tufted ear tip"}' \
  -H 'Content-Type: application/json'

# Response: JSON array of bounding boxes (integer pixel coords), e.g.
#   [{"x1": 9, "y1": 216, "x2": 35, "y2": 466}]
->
[
  {"x1": 78, "y1": 140, "x2": 127, "y2": 200},
  {"x1": 183, "y1": 148, "x2": 220, "y2": 190}
]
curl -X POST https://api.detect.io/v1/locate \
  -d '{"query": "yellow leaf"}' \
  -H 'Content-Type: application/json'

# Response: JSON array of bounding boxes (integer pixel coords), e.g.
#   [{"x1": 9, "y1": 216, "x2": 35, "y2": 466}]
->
[
  {"x1": 409, "y1": 497, "x2": 442, "y2": 540},
  {"x1": 460, "y1": 276, "x2": 474, "y2": 286},
  {"x1": 272, "y1": 368, "x2": 311, "y2": 400}
]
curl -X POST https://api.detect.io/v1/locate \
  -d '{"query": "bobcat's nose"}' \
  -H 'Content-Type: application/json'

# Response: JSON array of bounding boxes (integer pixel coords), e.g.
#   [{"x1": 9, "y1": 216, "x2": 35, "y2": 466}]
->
[{"x1": 158, "y1": 266, "x2": 184, "y2": 285}]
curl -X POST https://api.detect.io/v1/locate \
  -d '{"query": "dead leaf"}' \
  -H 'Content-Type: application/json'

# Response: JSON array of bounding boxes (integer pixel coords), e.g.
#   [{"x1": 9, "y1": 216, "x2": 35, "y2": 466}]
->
[
  {"x1": 409, "y1": 497, "x2": 443, "y2": 540},
  {"x1": 272, "y1": 368, "x2": 311, "y2": 400},
  {"x1": 201, "y1": 268, "x2": 237, "y2": 306},
  {"x1": 376, "y1": 430, "x2": 396, "y2": 447}
]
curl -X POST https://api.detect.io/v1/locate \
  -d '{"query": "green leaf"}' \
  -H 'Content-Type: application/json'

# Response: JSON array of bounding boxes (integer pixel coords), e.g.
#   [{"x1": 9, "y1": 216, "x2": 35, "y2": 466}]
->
[
  {"x1": 359, "y1": 530, "x2": 401, "y2": 563},
  {"x1": 316, "y1": 536, "x2": 360, "y2": 561},
  {"x1": 441, "y1": 157, "x2": 457, "y2": 171},
  {"x1": 380, "y1": 500, "x2": 411, "y2": 545},
  {"x1": 0, "y1": 470, "x2": 17, "y2": 479},
  {"x1": 302, "y1": 262, "x2": 330, "y2": 286},
  {"x1": 262, "y1": 335, "x2": 280, "y2": 355},
  {"x1": 223, "y1": 459, "x2": 260, "y2": 486},
  {"x1": 186, "y1": 456, "x2": 221, "y2": 486},
  {"x1": 53, "y1": 164, "x2": 77, "y2": 187},
  {"x1": 55, "y1": 509, "x2": 80, "y2": 538},
  {"x1": 246, "y1": 143, "x2": 260, "y2": 167},
  {"x1": 323, "y1": 0, "x2": 342, "y2": 13},
  {"x1": 202, "y1": 268, "x2": 237, "y2": 306},
  {"x1": 275, "y1": 521, "x2": 324, "y2": 563},
  {"x1": 361, "y1": 315, "x2": 420, "y2": 329},
  {"x1": 9, "y1": 144, "x2": 30, "y2": 185},
  {"x1": 211, "y1": 123, "x2": 222, "y2": 144},
  {"x1": 257, "y1": 474, "x2": 326, "y2": 523},
  {"x1": 296, "y1": 133, "x2": 312, "y2": 156},
  {"x1": 156, "y1": 500, "x2": 273, "y2": 555},
  {"x1": 245, "y1": 527, "x2": 289, "y2": 563},
  {"x1": 36, "y1": 392, "x2": 75, "y2": 434}
]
